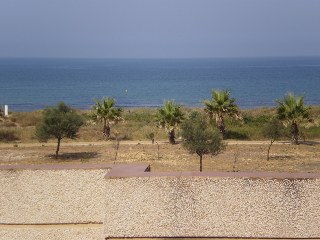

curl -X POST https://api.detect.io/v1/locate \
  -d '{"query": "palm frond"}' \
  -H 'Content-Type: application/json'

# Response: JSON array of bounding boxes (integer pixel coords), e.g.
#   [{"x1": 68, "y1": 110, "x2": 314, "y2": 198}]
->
[
  {"x1": 276, "y1": 92, "x2": 310, "y2": 124},
  {"x1": 204, "y1": 89, "x2": 241, "y2": 119},
  {"x1": 156, "y1": 100, "x2": 184, "y2": 132},
  {"x1": 92, "y1": 97, "x2": 123, "y2": 123}
]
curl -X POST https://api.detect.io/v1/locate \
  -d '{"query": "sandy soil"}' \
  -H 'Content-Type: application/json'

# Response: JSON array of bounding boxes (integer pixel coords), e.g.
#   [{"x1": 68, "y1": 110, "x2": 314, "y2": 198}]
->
[{"x1": 1, "y1": 140, "x2": 320, "y2": 173}]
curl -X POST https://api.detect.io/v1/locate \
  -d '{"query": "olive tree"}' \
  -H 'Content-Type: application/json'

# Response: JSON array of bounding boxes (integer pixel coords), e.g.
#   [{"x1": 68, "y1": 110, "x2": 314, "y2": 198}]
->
[
  {"x1": 35, "y1": 102, "x2": 84, "y2": 158},
  {"x1": 262, "y1": 118, "x2": 284, "y2": 160},
  {"x1": 181, "y1": 111, "x2": 225, "y2": 172}
]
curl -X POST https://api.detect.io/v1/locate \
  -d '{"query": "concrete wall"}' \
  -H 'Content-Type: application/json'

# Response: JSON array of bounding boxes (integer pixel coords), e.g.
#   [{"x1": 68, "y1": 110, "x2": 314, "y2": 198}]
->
[
  {"x1": 2, "y1": 163, "x2": 320, "y2": 239},
  {"x1": 105, "y1": 173, "x2": 320, "y2": 239},
  {"x1": 0, "y1": 164, "x2": 112, "y2": 240}
]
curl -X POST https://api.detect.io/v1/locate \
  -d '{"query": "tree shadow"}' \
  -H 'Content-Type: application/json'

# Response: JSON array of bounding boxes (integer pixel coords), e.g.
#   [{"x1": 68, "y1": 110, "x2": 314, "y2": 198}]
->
[
  {"x1": 47, "y1": 152, "x2": 99, "y2": 160},
  {"x1": 277, "y1": 140, "x2": 320, "y2": 146},
  {"x1": 300, "y1": 162, "x2": 320, "y2": 170},
  {"x1": 269, "y1": 155, "x2": 294, "y2": 160},
  {"x1": 299, "y1": 140, "x2": 320, "y2": 146}
]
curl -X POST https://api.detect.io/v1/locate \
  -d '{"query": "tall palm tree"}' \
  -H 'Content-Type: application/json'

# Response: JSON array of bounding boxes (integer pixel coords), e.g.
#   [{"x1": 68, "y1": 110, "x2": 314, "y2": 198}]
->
[
  {"x1": 92, "y1": 97, "x2": 123, "y2": 138},
  {"x1": 277, "y1": 92, "x2": 311, "y2": 145},
  {"x1": 204, "y1": 89, "x2": 241, "y2": 137},
  {"x1": 156, "y1": 100, "x2": 184, "y2": 144}
]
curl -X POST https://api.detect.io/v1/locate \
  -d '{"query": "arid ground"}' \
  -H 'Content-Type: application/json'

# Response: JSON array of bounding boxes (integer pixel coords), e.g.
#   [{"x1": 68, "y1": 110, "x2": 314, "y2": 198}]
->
[{"x1": 1, "y1": 139, "x2": 320, "y2": 173}]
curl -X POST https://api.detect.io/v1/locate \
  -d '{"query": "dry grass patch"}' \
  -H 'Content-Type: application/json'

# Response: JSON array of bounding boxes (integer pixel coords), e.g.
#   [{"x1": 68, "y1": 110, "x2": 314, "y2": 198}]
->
[{"x1": 0, "y1": 129, "x2": 19, "y2": 142}]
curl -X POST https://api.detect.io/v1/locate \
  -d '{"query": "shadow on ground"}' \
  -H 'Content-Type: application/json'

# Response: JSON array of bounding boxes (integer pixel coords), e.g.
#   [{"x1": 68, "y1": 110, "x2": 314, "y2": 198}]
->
[
  {"x1": 47, "y1": 152, "x2": 99, "y2": 160},
  {"x1": 269, "y1": 155, "x2": 294, "y2": 160},
  {"x1": 278, "y1": 140, "x2": 320, "y2": 146},
  {"x1": 299, "y1": 140, "x2": 320, "y2": 146},
  {"x1": 299, "y1": 161, "x2": 320, "y2": 171}
]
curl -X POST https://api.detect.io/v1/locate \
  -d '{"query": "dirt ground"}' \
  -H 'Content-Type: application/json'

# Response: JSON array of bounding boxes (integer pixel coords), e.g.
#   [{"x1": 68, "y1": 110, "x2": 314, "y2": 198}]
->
[{"x1": 1, "y1": 139, "x2": 320, "y2": 173}]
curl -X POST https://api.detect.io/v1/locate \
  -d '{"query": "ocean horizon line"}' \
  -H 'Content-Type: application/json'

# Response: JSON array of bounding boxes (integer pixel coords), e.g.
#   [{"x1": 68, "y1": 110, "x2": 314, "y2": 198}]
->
[
  {"x1": 1, "y1": 55, "x2": 320, "y2": 60},
  {"x1": 5, "y1": 102, "x2": 320, "y2": 113}
]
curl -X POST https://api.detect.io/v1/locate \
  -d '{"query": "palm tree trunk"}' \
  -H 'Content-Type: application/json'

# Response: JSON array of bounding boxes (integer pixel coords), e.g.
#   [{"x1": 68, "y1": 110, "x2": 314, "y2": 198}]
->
[
  {"x1": 217, "y1": 114, "x2": 226, "y2": 138},
  {"x1": 291, "y1": 122, "x2": 299, "y2": 145},
  {"x1": 103, "y1": 119, "x2": 111, "y2": 138},
  {"x1": 169, "y1": 129, "x2": 175, "y2": 144},
  {"x1": 55, "y1": 137, "x2": 61, "y2": 158}
]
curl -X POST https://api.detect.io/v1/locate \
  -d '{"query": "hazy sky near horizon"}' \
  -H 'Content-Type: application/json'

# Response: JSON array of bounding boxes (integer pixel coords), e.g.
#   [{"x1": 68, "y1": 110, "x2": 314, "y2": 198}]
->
[{"x1": 1, "y1": 0, "x2": 320, "y2": 58}]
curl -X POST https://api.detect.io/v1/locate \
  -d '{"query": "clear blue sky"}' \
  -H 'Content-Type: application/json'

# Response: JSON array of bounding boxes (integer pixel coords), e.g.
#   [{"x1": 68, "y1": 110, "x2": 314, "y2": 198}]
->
[{"x1": 1, "y1": 0, "x2": 320, "y2": 58}]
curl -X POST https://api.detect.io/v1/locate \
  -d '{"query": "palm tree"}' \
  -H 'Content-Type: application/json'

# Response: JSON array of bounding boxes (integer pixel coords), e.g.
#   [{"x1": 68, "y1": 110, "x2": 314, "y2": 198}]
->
[
  {"x1": 92, "y1": 97, "x2": 123, "y2": 138},
  {"x1": 156, "y1": 100, "x2": 184, "y2": 144},
  {"x1": 277, "y1": 92, "x2": 311, "y2": 145},
  {"x1": 204, "y1": 89, "x2": 241, "y2": 137}
]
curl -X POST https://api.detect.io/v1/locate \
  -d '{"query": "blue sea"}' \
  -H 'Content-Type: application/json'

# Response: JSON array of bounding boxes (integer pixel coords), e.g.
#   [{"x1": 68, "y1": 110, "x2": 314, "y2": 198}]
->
[{"x1": 0, "y1": 57, "x2": 319, "y2": 112}]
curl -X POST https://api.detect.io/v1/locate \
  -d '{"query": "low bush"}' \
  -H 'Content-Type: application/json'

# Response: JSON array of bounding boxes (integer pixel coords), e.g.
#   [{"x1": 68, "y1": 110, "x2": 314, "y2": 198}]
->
[
  {"x1": 225, "y1": 130, "x2": 249, "y2": 140},
  {"x1": 0, "y1": 129, "x2": 19, "y2": 142},
  {"x1": 123, "y1": 108, "x2": 157, "y2": 123},
  {"x1": 2, "y1": 121, "x2": 17, "y2": 127},
  {"x1": 302, "y1": 126, "x2": 320, "y2": 140}
]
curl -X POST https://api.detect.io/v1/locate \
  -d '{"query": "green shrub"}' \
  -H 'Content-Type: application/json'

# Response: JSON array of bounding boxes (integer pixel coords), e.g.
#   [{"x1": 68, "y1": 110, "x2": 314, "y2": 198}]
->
[
  {"x1": 302, "y1": 126, "x2": 320, "y2": 139},
  {"x1": 146, "y1": 132, "x2": 155, "y2": 143},
  {"x1": 225, "y1": 130, "x2": 249, "y2": 140},
  {"x1": 123, "y1": 108, "x2": 157, "y2": 123}
]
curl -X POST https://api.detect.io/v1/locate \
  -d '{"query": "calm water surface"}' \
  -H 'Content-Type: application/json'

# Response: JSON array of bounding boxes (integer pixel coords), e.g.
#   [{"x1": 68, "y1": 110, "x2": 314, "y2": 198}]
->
[{"x1": 0, "y1": 57, "x2": 319, "y2": 111}]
